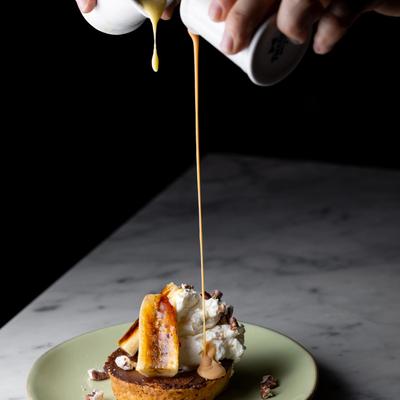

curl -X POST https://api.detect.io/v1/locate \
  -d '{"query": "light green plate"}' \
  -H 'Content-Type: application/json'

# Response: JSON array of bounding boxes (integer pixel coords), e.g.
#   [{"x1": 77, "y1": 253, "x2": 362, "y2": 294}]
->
[{"x1": 27, "y1": 323, "x2": 317, "y2": 400}]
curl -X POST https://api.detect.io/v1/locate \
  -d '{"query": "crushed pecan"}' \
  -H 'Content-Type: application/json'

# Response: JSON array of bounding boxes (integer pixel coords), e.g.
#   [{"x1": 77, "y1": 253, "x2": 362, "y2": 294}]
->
[
  {"x1": 211, "y1": 290, "x2": 223, "y2": 300},
  {"x1": 85, "y1": 390, "x2": 104, "y2": 400},
  {"x1": 260, "y1": 386, "x2": 273, "y2": 399},
  {"x1": 182, "y1": 284, "x2": 194, "y2": 290},
  {"x1": 201, "y1": 291, "x2": 211, "y2": 299},
  {"x1": 229, "y1": 316, "x2": 239, "y2": 330},
  {"x1": 219, "y1": 304, "x2": 234, "y2": 324},
  {"x1": 87, "y1": 368, "x2": 109, "y2": 381},
  {"x1": 115, "y1": 355, "x2": 136, "y2": 370},
  {"x1": 260, "y1": 375, "x2": 278, "y2": 399}
]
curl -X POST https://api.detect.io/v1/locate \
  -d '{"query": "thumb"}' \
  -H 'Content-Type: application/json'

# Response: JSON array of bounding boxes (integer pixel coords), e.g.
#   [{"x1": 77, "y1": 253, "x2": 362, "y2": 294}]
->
[{"x1": 76, "y1": 0, "x2": 97, "y2": 13}]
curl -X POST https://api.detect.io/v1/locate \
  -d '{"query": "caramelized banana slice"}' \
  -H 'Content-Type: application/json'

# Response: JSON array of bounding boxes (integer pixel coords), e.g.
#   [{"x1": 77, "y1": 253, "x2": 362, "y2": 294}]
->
[
  {"x1": 136, "y1": 294, "x2": 179, "y2": 377},
  {"x1": 118, "y1": 319, "x2": 139, "y2": 356},
  {"x1": 161, "y1": 282, "x2": 180, "y2": 298}
]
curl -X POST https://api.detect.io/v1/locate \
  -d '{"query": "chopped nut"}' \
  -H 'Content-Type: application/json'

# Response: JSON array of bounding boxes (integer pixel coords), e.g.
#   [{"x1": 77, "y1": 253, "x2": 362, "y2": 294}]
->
[
  {"x1": 85, "y1": 389, "x2": 104, "y2": 400},
  {"x1": 219, "y1": 304, "x2": 234, "y2": 324},
  {"x1": 260, "y1": 375, "x2": 278, "y2": 399},
  {"x1": 261, "y1": 375, "x2": 278, "y2": 388},
  {"x1": 211, "y1": 290, "x2": 223, "y2": 300},
  {"x1": 115, "y1": 355, "x2": 137, "y2": 370},
  {"x1": 230, "y1": 316, "x2": 239, "y2": 330},
  {"x1": 182, "y1": 283, "x2": 194, "y2": 290},
  {"x1": 87, "y1": 368, "x2": 109, "y2": 381},
  {"x1": 201, "y1": 291, "x2": 211, "y2": 299},
  {"x1": 260, "y1": 386, "x2": 273, "y2": 399}
]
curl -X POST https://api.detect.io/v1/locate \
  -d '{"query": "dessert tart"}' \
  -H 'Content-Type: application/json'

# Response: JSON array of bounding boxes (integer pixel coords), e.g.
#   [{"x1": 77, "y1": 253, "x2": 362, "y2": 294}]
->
[{"x1": 104, "y1": 283, "x2": 246, "y2": 400}]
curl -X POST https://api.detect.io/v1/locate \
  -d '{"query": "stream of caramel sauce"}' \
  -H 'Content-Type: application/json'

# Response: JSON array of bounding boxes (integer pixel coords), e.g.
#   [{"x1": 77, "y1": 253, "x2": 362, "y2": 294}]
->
[
  {"x1": 138, "y1": 9, "x2": 226, "y2": 378},
  {"x1": 189, "y1": 32, "x2": 226, "y2": 381}
]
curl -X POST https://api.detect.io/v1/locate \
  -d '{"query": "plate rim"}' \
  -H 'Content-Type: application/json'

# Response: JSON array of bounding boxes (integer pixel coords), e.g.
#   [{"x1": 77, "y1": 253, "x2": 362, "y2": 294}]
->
[{"x1": 27, "y1": 321, "x2": 318, "y2": 400}]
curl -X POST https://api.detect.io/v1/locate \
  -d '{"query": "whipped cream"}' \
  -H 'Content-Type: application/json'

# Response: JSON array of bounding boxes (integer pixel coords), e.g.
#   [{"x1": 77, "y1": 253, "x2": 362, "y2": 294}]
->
[{"x1": 165, "y1": 283, "x2": 245, "y2": 371}]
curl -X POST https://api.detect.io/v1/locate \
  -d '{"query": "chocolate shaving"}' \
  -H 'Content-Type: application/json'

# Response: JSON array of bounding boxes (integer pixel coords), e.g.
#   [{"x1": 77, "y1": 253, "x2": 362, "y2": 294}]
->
[
  {"x1": 88, "y1": 368, "x2": 109, "y2": 381},
  {"x1": 260, "y1": 375, "x2": 279, "y2": 399}
]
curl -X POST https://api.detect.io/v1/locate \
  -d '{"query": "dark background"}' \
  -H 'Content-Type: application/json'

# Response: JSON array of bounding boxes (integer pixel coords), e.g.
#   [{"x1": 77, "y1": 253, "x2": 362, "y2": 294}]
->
[{"x1": 2, "y1": 1, "x2": 399, "y2": 327}]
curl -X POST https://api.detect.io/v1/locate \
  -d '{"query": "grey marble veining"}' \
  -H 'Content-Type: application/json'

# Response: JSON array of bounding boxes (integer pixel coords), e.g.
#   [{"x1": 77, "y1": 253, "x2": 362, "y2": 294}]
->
[{"x1": 1, "y1": 154, "x2": 399, "y2": 400}]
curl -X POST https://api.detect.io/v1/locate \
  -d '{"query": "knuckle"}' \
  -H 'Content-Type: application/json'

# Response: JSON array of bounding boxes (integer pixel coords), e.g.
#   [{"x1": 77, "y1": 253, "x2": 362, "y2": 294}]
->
[
  {"x1": 278, "y1": 18, "x2": 302, "y2": 39},
  {"x1": 218, "y1": 0, "x2": 235, "y2": 10},
  {"x1": 331, "y1": 1, "x2": 354, "y2": 17}
]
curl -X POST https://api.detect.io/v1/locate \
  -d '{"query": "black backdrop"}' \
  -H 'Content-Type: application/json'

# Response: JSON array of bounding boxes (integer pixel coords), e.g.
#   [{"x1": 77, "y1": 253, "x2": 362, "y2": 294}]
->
[{"x1": 2, "y1": 1, "x2": 399, "y2": 326}]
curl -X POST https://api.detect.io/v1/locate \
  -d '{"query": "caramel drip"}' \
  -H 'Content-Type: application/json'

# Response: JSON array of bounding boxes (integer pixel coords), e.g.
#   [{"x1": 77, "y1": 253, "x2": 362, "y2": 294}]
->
[
  {"x1": 140, "y1": 0, "x2": 166, "y2": 71},
  {"x1": 189, "y1": 31, "x2": 226, "y2": 381},
  {"x1": 197, "y1": 342, "x2": 226, "y2": 380}
]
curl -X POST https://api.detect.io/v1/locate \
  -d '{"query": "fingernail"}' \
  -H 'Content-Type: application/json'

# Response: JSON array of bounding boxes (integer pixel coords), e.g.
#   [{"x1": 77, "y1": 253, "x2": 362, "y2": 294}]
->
[
  {"x1": 76, "y1": 0, "x2": 89, "y2": 12},
  {"x1": 314, "y1": 42, "x2": 328, "y2": 54},
  {"x1": 209, "y1": 2, "x2": 223, "y2": 21},
  {"x1": 221, "y1": 31, "x2": 234, "y2": 54}
]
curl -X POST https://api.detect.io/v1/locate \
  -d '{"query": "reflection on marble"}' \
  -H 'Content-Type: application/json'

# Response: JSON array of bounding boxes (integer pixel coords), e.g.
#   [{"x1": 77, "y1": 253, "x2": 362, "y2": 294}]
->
[{"x1": 1, "y1": 155, "x2": 399, "y2": 399}]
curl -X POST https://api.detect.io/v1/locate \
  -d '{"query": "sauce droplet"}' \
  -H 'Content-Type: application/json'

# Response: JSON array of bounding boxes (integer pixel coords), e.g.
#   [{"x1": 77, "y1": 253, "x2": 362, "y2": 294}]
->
[{"x1": 140, "y1": 0, "x2": 166, "y2": 72}]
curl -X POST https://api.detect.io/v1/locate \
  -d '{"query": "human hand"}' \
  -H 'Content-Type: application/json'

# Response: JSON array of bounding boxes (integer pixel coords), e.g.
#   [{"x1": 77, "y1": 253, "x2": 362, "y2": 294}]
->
[
  {"x1": 208, "y1": 0, "x2": 400, "y2": 55},
  {"x1": 75, "y1": 0, "x2": 180, "y2": 20},
  {"x1": 161, "y1": 0, "x2": 181, "y2": 19},
  {"x1": 76, "y1": 0, "x2": 96, "y2": 13}
]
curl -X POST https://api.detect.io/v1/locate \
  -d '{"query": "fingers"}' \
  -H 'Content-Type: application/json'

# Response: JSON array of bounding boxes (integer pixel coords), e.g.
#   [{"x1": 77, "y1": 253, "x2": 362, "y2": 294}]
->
[
  {"x1": 313, "y1": 0, "x2": 361, "y2": 54},
  {"x1": 209, "y1": 0, "x2": 237, "y2": 22},
  {"x1": 76, "y1": 0, "x2": 96, "y2": 13},
  {"x1": 220, "y1": 0, "x2": 275, "y2": 54},
  {"x1": 161, "y1": 0, "x2": 180, "y2": 20},
  {"x1": 372, "y1": 0, "x2": 400, "y2": 16},
  {"x1": 277, "y1": 0, "x2": 325, "y2": 44}
]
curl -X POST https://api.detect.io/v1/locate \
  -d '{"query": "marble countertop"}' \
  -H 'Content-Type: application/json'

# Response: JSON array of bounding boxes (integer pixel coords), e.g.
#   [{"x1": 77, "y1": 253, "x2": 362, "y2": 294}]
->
[{"x1": 1, "y1": 155, "x2": 399, "y2": 400}]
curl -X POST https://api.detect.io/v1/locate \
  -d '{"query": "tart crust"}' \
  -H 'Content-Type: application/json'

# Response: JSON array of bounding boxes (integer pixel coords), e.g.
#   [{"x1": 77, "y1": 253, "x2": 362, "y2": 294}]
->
[{"x1": 105, "y1": 349, "x2": 233, "y2": 400}]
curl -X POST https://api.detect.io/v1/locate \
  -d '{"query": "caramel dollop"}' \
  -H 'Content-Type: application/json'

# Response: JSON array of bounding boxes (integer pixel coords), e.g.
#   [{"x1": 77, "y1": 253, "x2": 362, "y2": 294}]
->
[{"x1": 197, "y1": 342, "x2": 226, "y2": 380}]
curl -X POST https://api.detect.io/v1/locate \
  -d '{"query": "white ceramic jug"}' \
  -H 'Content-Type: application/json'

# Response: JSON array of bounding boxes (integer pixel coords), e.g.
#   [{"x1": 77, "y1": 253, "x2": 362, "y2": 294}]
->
[
  {"x1": 180, "y1": 0, "x2": 310, "y2": 86},
  {"x1": 81, "y1": 0, "x2": 174, "y2": 35}
]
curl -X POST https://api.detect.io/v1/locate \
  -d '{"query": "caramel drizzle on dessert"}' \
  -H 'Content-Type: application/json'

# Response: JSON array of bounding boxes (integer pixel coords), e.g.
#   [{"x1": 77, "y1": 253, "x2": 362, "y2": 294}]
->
[
  {"x1": 189, "y1": 32, "x2": 206, "y2": 351},
  {"x1": 197, "y1": 341, "x2": 227, "y2": 380},
  {"x1": 189, "y1": 32, "x2": 226, "y2": 381}
]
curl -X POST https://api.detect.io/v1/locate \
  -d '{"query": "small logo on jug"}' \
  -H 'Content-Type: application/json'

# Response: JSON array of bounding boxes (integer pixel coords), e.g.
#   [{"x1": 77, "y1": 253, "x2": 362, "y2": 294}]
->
[{"x1": 268, "y1": 34, "x2": 289, "y2": 63}]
